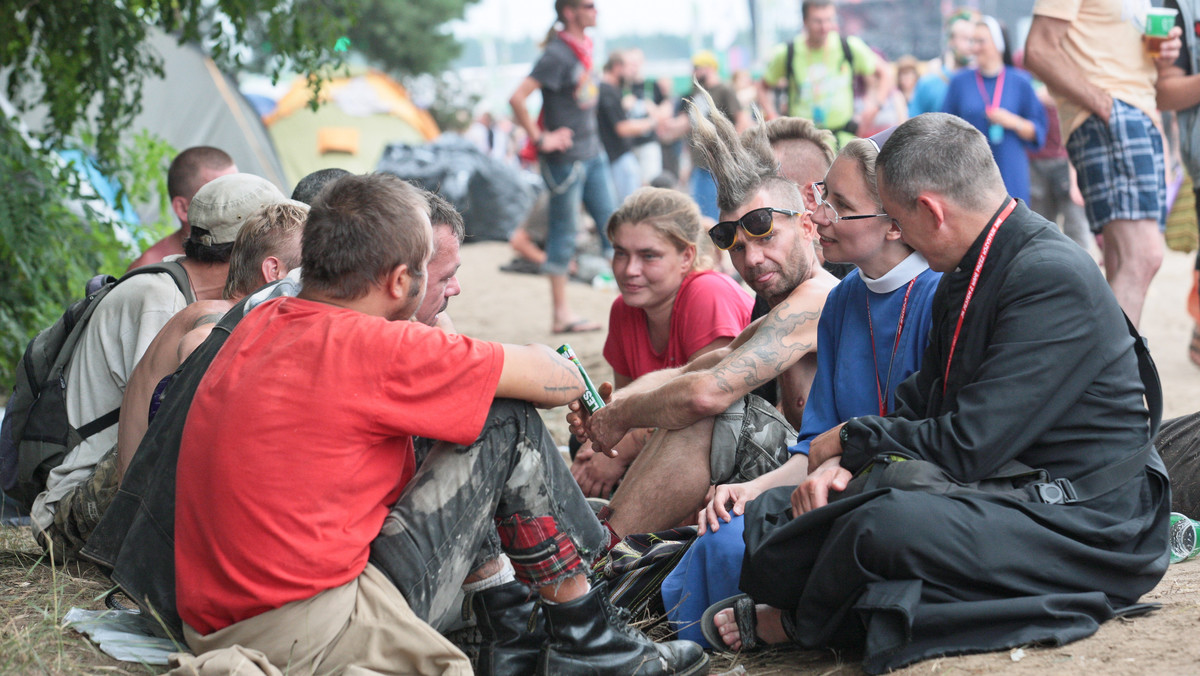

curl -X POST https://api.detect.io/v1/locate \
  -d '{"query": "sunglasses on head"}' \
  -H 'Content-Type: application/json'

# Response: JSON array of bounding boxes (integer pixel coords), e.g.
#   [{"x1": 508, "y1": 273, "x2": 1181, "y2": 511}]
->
[{"x1": 707, "y1": 207, "x2": 800, "y2": 251}]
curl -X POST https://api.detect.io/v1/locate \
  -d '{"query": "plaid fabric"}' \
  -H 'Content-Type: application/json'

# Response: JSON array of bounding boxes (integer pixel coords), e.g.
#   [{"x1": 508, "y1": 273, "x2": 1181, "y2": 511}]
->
[
  {"x1": 496, "y1": 514, "x2": 583, "y2": 588},
  {"x1": 1066, "y1": 99, "x2": 1167, "y2": 234}
]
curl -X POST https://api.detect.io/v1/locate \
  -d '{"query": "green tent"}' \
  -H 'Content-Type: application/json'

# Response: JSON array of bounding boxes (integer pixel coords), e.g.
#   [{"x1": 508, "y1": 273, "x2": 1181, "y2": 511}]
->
[{"x1": 264, "y1": 70, "x2": 440, "y2": 185}]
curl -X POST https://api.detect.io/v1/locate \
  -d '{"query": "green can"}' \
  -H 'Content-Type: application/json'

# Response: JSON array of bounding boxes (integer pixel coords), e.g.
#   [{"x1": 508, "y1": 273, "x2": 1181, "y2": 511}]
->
[
  {"x1": 557, "y1": 344, "x2": 605, "y2": 413},
  {"x1": 1170, "y1": 512, "x2": 1200, "y2": 563}
]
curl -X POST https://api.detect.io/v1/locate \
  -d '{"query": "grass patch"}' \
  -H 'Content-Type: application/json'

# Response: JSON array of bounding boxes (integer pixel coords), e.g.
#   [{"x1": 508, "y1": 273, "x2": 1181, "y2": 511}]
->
[{"x1": 0, "y1": 526, "x2": 165, "y2": 675}]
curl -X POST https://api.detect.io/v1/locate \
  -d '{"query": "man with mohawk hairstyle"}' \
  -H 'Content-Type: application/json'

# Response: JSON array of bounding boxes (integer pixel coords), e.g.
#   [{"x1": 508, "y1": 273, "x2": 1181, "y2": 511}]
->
[{"x1": 573, "y1": 87, "x2": 838, "y2": 543}]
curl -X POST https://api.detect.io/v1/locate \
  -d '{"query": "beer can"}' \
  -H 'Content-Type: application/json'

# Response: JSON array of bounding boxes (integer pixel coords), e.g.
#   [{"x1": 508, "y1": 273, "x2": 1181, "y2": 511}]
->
[{"x1": 556, "y1": 344, "x2": 605, "y2": 413}]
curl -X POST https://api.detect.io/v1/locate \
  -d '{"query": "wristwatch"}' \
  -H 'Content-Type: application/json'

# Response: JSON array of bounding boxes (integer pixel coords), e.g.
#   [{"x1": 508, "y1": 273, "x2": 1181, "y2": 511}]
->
[{"x1": 839, "y1": 419, "x2": 854, "y2": 445}]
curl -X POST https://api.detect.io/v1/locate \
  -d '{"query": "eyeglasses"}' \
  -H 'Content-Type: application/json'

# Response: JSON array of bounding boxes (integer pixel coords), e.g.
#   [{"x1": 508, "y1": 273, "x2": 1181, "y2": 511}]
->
[
  {"x1": 708, "y1": 207, "x2": 800, "y2": 251},
  {"x1": 811, "y1": 181, "x2": 888, "y2": 224},
  {"x1": 579, "y1": 2, "x2": 596, "y2": 8}
]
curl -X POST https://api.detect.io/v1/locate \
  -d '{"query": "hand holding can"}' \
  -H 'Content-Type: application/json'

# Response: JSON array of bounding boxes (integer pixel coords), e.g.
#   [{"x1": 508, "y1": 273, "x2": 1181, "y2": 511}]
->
[{"x1": 557, "y1": 344, "x2": 605, "y2": 414}]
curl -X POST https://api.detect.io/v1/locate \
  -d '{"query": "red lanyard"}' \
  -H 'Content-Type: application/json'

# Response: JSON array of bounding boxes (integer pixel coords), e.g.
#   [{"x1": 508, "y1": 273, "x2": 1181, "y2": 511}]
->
[
  {"x1": 943, "y1": 198, "x2": 1017, "y2": 396},
  {"x1": 974, "y1": 67, "x2": 1006, "y2": 112},
  {"x1": 866, "y1": 278, "x2": 916, "y2": 416}
]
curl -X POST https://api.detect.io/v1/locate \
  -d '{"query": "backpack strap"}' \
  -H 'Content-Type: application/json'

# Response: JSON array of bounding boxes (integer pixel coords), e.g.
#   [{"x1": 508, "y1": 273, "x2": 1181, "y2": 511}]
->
[
  {"x1": 1029, "y1": 314, "x2": 1163, "y2": 504},
  {"x1": 840, "y1": 35, "x2": 855, "y2": 74},
  {"x1": 73, "y1": 260, "x2": 197, "y2": 441},
  {"x1": 119, "y1": 260, "x2": 195, "y2": 304},
  {"x1": 784, "y1": 38, "x2": 797, "y2": 116}
]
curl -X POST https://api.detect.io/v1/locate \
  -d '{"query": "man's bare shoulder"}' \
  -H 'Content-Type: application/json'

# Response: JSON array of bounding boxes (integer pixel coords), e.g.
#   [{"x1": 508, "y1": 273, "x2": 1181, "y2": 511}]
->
[
  {"x1": 772, "y1": 268, "x2": 838, "y2": 318},
  {"x1": 127, "y1": 231, "x2": 184, "y2": 271},
  {"x1": 159, "y1": 300, "x2": 234, "y2": 341}
]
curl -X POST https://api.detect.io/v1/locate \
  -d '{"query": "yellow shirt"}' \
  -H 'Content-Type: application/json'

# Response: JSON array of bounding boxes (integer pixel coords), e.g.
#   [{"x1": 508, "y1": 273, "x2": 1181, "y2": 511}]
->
[{"x1": 1032, "y1": 0, "x2": 1160, "y2": 135}]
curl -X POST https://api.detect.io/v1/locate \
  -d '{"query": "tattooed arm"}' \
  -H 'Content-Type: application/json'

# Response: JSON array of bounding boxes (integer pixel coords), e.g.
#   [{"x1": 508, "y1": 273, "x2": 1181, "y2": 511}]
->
[
  {"x1": 586, "y1": 292, "x2": 823, "y2": 454},
  {"x1": 497, "y1": 343, "x2": 586, "y2": 408}
]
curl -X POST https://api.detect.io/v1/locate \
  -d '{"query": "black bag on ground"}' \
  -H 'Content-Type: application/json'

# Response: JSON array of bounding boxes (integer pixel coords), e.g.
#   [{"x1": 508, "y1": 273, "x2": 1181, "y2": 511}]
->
[{"x1": 0, "y1": 262, "x2": 193, "y2": 510}]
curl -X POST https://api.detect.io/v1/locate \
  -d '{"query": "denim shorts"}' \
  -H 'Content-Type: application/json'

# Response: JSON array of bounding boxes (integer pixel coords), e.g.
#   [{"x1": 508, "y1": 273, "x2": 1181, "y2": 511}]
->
[
  {"x1": 1066, "y1": 98, "x2": 1166, "y2": 234},
  {"x1": 709, "y1": 394, "x2": 795, "y2": 485}
]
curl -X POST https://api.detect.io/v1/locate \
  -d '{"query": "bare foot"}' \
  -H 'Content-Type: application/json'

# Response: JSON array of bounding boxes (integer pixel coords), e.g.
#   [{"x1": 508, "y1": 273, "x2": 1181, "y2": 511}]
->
[{"x1": 712, "y1": 603, "x2": 789, "y2": 650}]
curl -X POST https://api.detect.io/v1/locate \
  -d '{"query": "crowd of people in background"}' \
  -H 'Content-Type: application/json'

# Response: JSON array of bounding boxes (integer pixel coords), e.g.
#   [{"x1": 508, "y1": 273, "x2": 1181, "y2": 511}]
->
[{"x1": 5, "y1": 0, "x2": 1200, "y2": 675}]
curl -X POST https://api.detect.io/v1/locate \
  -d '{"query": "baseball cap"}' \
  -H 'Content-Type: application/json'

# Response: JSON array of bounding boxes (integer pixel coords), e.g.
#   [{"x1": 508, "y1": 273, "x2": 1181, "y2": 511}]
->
[
  {"x1": 188, "y1": 174, "x2": 292, "y2": 246},
  {"x1": 692, "y1": 50, "x2": 720, "y2": 71}
]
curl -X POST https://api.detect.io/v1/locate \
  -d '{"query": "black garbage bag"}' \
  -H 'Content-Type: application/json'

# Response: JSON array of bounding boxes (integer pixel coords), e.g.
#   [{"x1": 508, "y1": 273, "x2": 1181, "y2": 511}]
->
[{"x1": 377, "y1": 135, "x2": 538, "y2": 242}]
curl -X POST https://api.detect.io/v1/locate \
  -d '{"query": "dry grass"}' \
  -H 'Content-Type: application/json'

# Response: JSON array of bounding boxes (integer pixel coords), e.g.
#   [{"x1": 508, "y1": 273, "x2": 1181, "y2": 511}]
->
[
  {"x1": 0, "y1": 518, "x2": 852, "y2": 676},
  {"x1": 0, "y1": 526, "x2": 165, "y2": 675}
]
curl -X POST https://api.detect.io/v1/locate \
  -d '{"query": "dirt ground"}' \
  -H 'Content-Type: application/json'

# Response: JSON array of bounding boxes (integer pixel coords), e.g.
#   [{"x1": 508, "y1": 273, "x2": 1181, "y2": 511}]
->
[
  {"x1": 2, "y1": 241, "x2": 1198, "y2": 675},
  {"x1": 450, "y1": 240, "x2": 1200, "y2": 675}
]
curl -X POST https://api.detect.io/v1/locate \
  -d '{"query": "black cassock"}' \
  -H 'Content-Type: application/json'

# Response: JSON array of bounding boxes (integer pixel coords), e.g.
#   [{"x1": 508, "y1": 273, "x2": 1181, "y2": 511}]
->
[{"x1": 741, "y1": 200, "x2": 1169, "y2": 673}]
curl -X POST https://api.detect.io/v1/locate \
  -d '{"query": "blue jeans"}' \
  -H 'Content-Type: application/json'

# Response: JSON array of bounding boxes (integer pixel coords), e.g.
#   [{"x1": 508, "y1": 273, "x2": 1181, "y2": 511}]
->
[
  {"x1": 609, "y1": 151, "x2": 642, "y2": 206},
  {"x1": 369, "y1": 399, "x2": 606, "y2": 628},
  {"x1": 541, "y1": 154, "x2": 617, "y2": 275},
  {"x1": 689, "y1": 167, "x2": 719, "y2": 221}
]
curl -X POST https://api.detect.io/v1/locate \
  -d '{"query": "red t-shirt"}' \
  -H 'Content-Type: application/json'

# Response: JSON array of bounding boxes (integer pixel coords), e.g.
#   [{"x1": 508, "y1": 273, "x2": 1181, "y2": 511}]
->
[
  {"x1": 175, "y1": 297, "x2": 503, "y2": 635},
  {"x1": 603, "y1": 270, "x2": 752, "y2": 380}
]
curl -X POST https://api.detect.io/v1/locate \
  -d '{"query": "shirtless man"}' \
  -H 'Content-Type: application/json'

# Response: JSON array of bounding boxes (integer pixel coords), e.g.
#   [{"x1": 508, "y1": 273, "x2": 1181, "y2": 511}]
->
[
  {"x1": 115, "y1": 200, "x2": 308, "y2": 479},
  {"x1": 570, "y1": 115, "x2": 837, "y2": 499},
  {"x1": 576, "y1": 95, "x2": 838, "y2": 540}
]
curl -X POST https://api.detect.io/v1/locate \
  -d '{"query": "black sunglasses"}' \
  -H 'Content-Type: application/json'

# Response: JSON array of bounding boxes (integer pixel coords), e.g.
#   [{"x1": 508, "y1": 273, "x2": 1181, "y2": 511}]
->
[{"x1": 708, "y1": 207, "x2": 800, "y2": 251}]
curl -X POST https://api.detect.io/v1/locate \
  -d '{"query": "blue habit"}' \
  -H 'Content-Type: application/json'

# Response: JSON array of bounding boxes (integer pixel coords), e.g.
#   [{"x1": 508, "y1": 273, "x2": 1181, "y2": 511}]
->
[{"x1": 942, "y1": 66, "x2": 1047, "y2": 203}]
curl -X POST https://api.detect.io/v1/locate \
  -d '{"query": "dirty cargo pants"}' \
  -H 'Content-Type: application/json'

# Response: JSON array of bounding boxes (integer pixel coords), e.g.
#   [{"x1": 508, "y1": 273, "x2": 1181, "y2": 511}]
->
[{"x1": 369, "y1": 398, "x2": 607, "y2": 628}]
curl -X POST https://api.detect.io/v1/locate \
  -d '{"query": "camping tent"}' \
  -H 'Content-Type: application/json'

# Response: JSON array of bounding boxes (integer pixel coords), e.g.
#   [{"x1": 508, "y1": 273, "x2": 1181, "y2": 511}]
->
[
  {"x1": 265, "y1": 70, "x2": 440, "y2": 186},
  {"x1": 11, "y1": 29, "x2": 289, "y2": 215},
  {"x1": 134, "y1": 30, "x2": 288, "y2": 191}
]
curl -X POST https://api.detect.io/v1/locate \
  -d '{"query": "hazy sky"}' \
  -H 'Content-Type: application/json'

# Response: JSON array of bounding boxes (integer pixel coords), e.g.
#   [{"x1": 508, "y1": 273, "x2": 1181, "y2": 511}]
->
[{"x1": 452, "y1": 0, "x2": 757, "y2": 42}]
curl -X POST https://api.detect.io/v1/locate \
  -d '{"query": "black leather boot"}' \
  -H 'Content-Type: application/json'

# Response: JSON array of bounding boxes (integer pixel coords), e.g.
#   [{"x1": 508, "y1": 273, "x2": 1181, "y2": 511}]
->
[
  {"x1": 538, "y1": 581, "x2": 708, "y2": 676},
  {"x1": 472, "y1": 581, "x2": 545, "y2": 676}
]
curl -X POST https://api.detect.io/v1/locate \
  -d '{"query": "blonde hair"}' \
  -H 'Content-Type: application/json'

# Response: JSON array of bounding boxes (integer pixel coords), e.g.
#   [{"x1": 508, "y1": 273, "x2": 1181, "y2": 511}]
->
[
  {"x1": 606, "y1": 187, "x2": 707, "y2": 270},
  {"x1": 837, "y1": 138, "x2": 884, "y2": 211},
  {"x1": 223, "y1": 202, "x2": 309, "y2": 300}
]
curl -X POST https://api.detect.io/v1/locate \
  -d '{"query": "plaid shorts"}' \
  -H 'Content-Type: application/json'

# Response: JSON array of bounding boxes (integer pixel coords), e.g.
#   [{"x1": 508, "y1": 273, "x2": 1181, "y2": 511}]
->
[
  {"x1": 709, "y1": 394, "x2": 795, "y2": 485},
  {"x1": 1066, "y1": 98, "x2": 1167, "y2": 234}
]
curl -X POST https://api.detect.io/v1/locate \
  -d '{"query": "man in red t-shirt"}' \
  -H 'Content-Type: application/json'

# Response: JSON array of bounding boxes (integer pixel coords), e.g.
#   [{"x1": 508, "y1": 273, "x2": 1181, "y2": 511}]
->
[{"x1": 174, "y1": 172, "x2": 705, "y2": 676}]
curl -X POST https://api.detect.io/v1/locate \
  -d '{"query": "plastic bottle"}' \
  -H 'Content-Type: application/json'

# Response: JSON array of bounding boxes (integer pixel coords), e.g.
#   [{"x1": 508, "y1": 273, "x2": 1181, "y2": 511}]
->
[{"x1": 1169, "y1": 512, "x2": 1200, "y2": 563}]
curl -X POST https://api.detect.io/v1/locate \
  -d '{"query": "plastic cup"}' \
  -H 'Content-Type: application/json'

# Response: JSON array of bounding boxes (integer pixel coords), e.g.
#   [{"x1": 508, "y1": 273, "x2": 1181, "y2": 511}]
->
[
  {"x1": 1145, "y1": 7, "x2": 1178, "y2": 58},
  {"x1": 1169, "y1": 512, "x2": 1200, "y2": 563}
]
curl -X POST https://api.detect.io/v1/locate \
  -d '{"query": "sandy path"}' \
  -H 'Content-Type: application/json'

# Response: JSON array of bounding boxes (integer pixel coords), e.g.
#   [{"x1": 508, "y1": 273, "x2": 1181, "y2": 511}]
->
[
  {"x1": 452, "y1": 242, "x2": 1199, "y2": 435},
  {"x1": 451, "y1": 240, "x2": 1200, "y2": 674}
]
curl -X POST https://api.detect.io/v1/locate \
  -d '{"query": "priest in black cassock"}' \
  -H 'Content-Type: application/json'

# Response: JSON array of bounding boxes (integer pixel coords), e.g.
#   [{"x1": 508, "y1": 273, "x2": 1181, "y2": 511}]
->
[{"x1": 707, "y1": 113, "x2": 1170, "y2": 674}]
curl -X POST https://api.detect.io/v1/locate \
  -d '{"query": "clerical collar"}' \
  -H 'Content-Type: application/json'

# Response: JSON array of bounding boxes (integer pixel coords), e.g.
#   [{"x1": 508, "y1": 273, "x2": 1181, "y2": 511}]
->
[{"x1": 859, "y1": 251, "x2": 930, "y2": 294}]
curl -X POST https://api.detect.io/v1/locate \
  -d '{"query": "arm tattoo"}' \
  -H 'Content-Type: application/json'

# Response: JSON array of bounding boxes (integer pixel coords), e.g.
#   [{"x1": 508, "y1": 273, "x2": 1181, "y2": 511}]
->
[
  {"x1": 710, "y1": 305, "x2": 819, "y2": 395},
  {"x1": 543, "y1": 355, "x2": 586, "y2": 395}
]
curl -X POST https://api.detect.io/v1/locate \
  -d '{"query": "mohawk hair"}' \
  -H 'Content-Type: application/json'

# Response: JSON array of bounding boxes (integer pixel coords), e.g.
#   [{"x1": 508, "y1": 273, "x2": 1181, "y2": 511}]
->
[{"x1": 687, "y1": 84, "x2": 782, "y2": 215}]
